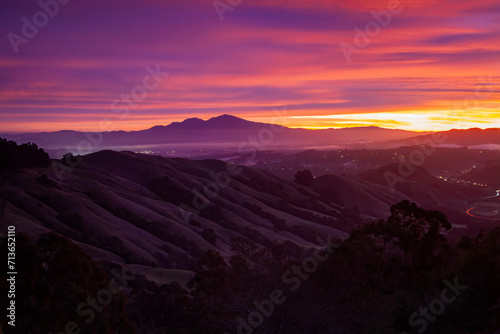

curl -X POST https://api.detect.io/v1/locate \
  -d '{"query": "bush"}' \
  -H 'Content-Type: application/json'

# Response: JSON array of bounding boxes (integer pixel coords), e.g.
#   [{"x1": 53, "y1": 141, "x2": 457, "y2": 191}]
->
[
  {"x1": 201, "y1": 228, "x2": 217, "y2": 245},
  {"x1": 294, "y1": 169, "x2": 314, "y2": 186}
]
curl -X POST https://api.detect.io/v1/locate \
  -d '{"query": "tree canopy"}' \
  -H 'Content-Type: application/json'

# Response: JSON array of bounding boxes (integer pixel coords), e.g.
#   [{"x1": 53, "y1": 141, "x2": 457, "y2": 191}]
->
[{"x1": 0, "y1": 138, "x2": 50, "y2": 170}]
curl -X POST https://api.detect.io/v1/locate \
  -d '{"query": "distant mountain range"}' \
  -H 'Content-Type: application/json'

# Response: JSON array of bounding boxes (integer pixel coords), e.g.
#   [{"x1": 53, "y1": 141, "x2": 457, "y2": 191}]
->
[
  {"x1": 1, "y1": 115, "x2": 418, "y2": 157},
  {"x1": 2, "y1": 115, "x2": 500, "y2": 159}
]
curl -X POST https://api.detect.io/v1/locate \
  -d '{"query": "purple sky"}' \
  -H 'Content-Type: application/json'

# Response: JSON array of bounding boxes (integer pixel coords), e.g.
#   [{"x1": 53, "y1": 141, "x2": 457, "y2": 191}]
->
[{"x1": 1, "y1": 0, "x2": 499, "y2": 132}]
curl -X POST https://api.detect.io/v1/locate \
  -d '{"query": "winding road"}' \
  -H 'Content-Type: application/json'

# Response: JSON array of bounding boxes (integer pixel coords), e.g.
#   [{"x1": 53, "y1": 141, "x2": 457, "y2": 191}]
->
[{"x1": 465, "y1": 190, "x2": 500, "y2": 220}]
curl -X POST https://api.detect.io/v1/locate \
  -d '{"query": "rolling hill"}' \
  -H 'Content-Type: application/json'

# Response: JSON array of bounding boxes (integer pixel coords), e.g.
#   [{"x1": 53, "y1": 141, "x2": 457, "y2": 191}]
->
[
  {"x1": 0, "y1": 150, "x2": 377, "y2": 284},
  {"x1": 460, "y1": 161, "x2": 500, "y2": 188},
  {"x1": 359, "y1": 163, "x2": 489, "y2": 224}
]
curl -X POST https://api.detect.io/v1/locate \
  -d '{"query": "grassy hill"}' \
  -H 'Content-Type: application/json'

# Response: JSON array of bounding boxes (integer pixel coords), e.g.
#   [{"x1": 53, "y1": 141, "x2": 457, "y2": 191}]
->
[{"x1": 0, "y1": 150, "x2": 362, "y2": 281}]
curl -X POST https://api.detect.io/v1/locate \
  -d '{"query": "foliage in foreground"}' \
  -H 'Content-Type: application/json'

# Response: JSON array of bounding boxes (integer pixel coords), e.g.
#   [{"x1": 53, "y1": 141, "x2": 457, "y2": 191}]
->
[
  {"x1": 1, "y1": 201, "x2": 500, "y2": 333},
  {"x1": 0, "y1": 138, "x2": 50, "y2": 170}
]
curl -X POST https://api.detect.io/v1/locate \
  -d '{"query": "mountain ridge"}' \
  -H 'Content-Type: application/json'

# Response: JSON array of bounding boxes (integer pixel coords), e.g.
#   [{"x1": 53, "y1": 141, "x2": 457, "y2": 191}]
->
[{"x1": 2, "y1": 115, "x2": 499, "y2": 160}]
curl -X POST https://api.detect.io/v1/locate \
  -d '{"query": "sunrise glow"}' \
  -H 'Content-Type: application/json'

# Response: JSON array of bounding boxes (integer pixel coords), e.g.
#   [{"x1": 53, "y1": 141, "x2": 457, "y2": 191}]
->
[{"x1": 1, "y1": 0, "x2": 499, "y2": 132}]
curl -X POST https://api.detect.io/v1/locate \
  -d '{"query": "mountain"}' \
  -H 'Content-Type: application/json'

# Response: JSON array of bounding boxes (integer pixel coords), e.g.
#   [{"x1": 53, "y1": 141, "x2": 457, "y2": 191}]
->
[
  {"x1": 146, "y1": 114, "x2": 281, "y2": 134},
  {"x1": 386, "y1": 128, "x2": 500, "y2": 149},
  {"x1": 1, "y1": 115, "x2": 419, "y2": 158}
]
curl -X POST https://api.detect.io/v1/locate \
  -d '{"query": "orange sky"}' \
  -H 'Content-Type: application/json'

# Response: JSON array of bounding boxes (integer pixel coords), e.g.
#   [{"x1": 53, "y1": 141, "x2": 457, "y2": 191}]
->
[{"x1": 0, "y1": 0, "x2": 499, "y2": 133}]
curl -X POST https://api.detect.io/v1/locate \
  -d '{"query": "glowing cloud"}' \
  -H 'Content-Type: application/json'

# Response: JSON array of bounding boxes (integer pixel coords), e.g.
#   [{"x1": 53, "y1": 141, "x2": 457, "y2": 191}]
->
[{"x1": 0, "y1": 0, "x2": 499, "y2": 132}]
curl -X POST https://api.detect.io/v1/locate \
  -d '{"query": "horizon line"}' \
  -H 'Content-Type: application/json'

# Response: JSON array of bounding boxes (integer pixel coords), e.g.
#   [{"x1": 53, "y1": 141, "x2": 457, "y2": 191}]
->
[{"x1": 1, "y1": 113, "x2": 497, "y2": 134}]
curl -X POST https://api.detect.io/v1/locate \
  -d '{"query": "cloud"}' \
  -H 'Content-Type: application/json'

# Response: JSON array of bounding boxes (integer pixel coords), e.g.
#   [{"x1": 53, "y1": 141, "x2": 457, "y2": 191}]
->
[{"x1": 0, "y1": 0, "x2": 499, "y2": 132}]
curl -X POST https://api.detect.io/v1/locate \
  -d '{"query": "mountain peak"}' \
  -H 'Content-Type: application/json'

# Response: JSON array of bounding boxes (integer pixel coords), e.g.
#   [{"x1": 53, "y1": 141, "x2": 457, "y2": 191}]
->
[
  {"x1": 163, "y1": 117, "x2": 205, "y2": 130},
  {"x1": 202, "y1": 114, "x2": 262, "y2": 129},
  {"x1": 209, "y1": 114, "x2": 240, "y2": 120},
  {"x1": 181, "y1": 117, "x2": 205, "y2": 124},
  {"x1": 207, "y1": 114, "x2": 249, "y2": 124}
]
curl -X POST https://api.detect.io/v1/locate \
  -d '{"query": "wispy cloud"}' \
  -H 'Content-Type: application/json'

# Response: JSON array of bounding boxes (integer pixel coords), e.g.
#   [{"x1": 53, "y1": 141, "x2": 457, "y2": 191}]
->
[{"x1": 0, "y1": 0, "x2": 499, "y2": 132}]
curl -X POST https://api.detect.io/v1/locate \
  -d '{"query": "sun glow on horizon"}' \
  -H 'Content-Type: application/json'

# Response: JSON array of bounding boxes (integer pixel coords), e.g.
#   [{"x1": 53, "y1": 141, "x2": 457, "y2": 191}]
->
[
  {"x1": 280, "y1": 109, "x2": 500, "y2": 132},
  {"x1": 1, "y1": 0, "x2": 500, "y2": 133}
]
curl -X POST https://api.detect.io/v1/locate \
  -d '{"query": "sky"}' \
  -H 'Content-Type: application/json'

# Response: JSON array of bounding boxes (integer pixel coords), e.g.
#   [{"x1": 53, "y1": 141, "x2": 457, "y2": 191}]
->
[{"x1": 0, "y1": 0, "x2": 499, "y2": 133}]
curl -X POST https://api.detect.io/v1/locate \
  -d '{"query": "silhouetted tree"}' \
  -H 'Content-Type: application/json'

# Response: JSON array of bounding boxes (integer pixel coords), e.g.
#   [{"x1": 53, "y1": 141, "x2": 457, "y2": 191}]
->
[
  {"x1": 61, "y1": 152, "x2": 82, "y2": 167},
  {"x1": 0, "y1": 233, "x2": 135, "y2": 333},
  {"x1": 294, "y1": 170, "x2": 314, "y2": 186},
  {"x1": 0, "y1": 138, "x2": 50, "y2": 170}
]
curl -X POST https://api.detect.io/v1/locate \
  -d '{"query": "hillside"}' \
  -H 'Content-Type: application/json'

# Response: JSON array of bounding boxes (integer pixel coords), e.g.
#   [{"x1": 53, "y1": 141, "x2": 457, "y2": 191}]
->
[
  {"x1": 359, "y1": 163, "x2": 489, "y2": 224},
  {"x1": 0, "y1": 150, "x2": 370, "y2": 284},
  {"x1": 459, "y1": 161, "x2": 500, "y2": 188},
  {"x1": 309, "y1": 174, "x2": 407, "y2": 218}
]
